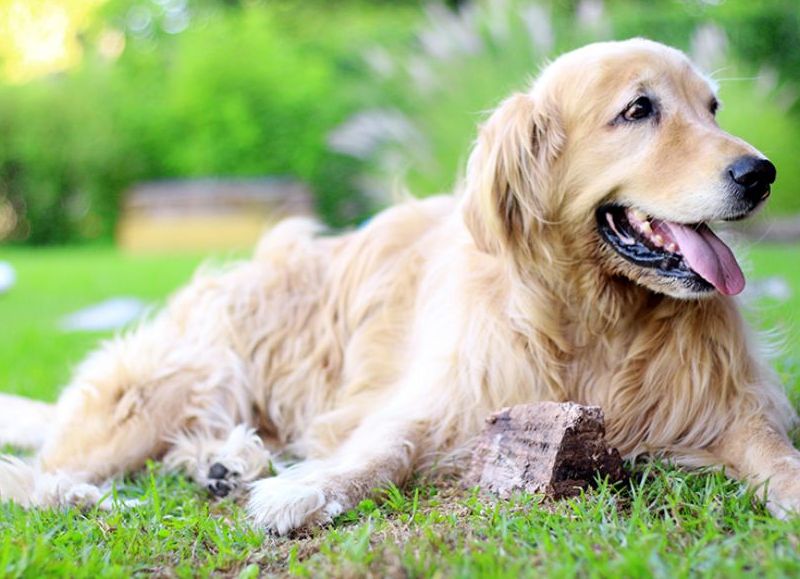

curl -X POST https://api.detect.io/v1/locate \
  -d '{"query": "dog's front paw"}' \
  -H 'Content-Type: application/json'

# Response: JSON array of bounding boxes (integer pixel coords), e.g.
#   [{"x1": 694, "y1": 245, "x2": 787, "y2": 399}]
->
[
  {"x1": 766, "y1": 489, "x2": 800, "y2": 520},
  {"x1": 761, "y1": 465, "x2": 800, "y2": 520},
  {"x1": 247, "y1": 477, "x2": 342, "y2": 535},
  {"x1": 203, "y1": 426, "x2": 272, "y2": 499},
  {"x1": 63, "y1": 482, "x2": 106, "y2": 508},
  {"x1": 206, "y1": 462, "x2": 240, "y2": 498}
]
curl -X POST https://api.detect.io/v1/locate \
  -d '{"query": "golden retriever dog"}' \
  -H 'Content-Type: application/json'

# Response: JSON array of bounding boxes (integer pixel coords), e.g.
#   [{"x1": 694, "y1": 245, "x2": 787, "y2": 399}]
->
[{"x1": 1, "y1": 38, "x2": 798, "y2": 534}]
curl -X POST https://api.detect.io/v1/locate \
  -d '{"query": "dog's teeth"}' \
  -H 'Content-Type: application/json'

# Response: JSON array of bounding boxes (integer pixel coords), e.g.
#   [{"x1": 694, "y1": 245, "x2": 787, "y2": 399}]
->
[
  {"x1": 630, "y1": 208, "x2": 647, "y2": 222},
  {"x1": 640, "y1": 221, "x2": 652, "y2": 234},
  {"x1": 666, "y1": 242, "x2": 677, "y2": 252},
  {"x1": 652, "y1": 234, "x2": 664, "y2": 247}
]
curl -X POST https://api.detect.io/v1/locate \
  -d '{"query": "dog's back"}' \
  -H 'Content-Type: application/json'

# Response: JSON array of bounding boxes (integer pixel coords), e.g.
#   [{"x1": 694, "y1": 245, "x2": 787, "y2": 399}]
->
[{"x1": 172, "y1": 195, "x2": 457, "y2": 454}]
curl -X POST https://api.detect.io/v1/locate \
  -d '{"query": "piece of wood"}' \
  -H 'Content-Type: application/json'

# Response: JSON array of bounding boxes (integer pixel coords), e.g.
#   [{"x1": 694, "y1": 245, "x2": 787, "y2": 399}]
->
[{"x1": 464, "y1": 402, "x2": 625, "y2": 499}]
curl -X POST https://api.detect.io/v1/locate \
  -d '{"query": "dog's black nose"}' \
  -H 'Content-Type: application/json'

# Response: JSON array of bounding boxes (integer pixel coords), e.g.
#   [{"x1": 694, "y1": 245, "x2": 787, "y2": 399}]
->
[{"x1": 727, "y1": 156, "x2": 776, "y2": 205}]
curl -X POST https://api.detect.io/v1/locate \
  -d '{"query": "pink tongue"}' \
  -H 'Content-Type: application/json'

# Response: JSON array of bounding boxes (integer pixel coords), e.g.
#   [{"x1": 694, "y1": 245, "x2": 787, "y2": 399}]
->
[{"x1": 662, "y1": 222, "x2": 745, "y2": 295}]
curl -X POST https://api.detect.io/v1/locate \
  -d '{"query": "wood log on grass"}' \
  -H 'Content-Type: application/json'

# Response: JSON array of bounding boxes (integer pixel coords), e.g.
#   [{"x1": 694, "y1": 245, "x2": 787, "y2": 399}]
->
[{"x1": 465, "y1": 402, "x2": 626, "y2": 499}]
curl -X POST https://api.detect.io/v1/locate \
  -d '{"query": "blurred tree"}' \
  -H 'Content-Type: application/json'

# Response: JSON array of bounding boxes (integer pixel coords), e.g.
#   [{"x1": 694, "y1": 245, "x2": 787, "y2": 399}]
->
[
  {"x1": 0, "y1": 0, "x2": 798, "y2": 244},
  {"x1": 0, "y1": 1, "x2": 421, "y2": 243},
  {"x1": 0, "y1": 0, "x2": 105, "y2": 82},
  {"x1": 607, "y1": 0, "x2": 800, "y2": 101}
]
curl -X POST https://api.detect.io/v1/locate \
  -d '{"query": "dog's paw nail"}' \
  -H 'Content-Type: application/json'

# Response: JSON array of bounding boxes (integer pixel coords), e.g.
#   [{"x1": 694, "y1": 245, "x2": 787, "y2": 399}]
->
[
  {"x1": 208, "y1": 480, "x2": 232, "y2": 498},
  {"x1": 208, "y1": 462, "x2": 229, "y2": 480}
]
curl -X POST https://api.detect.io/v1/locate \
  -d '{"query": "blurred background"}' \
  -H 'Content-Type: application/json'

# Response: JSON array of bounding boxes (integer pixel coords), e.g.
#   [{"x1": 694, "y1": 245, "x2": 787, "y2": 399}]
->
[
  {"x1": 0, "y1": 0, "x2": 799, "y2": 399},
  {"x1": 0, "y1": 0, "x2": 799, "y2": 246}
]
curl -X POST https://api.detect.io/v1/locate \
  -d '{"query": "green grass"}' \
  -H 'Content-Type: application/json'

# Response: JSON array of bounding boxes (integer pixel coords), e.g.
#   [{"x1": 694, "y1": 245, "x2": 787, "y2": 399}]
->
[
  {"x1": 0, "y1": 248, "x2": 206, "y2": 400},
  {"x1": 1, "y1": 244, "x2": 800, "y2": 577}
]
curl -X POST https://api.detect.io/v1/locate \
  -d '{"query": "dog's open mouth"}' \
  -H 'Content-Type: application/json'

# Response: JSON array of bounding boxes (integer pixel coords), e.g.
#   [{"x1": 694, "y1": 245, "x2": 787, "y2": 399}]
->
[{"x1": 596, "y1": 204, "x2": 745, "y2": 296}]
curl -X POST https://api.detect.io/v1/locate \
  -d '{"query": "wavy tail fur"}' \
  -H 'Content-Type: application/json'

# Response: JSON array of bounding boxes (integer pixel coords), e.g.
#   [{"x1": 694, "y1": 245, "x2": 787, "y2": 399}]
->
[
  {"x1": 0, "y1": 455, "x2": 114, "y2": 508},
  {"x1": 0, "y1": 393, "x2": 67, "y2": 508},
  {"x1": 0, "y1": 393, "x2": 55, "y2": 450}
]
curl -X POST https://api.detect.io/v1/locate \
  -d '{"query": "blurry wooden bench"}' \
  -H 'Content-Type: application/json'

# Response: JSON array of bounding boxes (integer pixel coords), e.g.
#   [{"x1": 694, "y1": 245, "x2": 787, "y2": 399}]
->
[{"x1": 117, "y1": 178, "x2": 314, "y2": 252}]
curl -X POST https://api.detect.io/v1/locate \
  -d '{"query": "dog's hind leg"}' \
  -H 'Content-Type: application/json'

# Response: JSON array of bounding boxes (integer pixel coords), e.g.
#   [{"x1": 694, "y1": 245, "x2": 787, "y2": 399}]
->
[
  {"x1": 0, "y1": 319, "x2": 253, "y2": 508},
  {"x1": 163, "y1": 424, "x2": 273, "y2": 498},
  {"x1": 36, "y1": 339, "x2": 200, "y2": 480}
]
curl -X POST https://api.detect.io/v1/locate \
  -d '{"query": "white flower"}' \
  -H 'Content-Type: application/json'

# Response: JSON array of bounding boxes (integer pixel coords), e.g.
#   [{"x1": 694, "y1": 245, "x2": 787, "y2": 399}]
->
[
  {"x1": 327, "y1": 109, "x2": 427, "y2": 160},
  {"x1": 520, "y1": 4, "x2": 554, "y2": 55},
  {"x1": 0, "y1": 261, "x2": 16, "y2": 294},
  {"x1": 690, "y1": 23, "x2": 728, "y2": 73}
]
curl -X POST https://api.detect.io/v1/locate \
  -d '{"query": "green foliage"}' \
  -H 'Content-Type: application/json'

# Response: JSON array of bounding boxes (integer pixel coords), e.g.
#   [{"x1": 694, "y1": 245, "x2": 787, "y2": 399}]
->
[
  {"x1": 0, "y1": 2, "x2": 419, "y2": 244},
  {"x1": 2, "y1": 459, "x2": 799, "y2": 576},
  {"x1": 607, "y1": 0, "x2": 800, "y2": 100},
  {"x1": 283, "y1": 464, "x2": 800, "y2": 577},
  {"x1": 0, "y1": 74, "x2": 134, "y2": 243},
  {"x1": 718, "y1": 82, "x2": 800, "y2": 214},
  {"x1": 0, "y1": 464, "x2": 265, "y2": 577},
  {"x1": 1, "y1": 0, "x2": 800, "y2": 244}
]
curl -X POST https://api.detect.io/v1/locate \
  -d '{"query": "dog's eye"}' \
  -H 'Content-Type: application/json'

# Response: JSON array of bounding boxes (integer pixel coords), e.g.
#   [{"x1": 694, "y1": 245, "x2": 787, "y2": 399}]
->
[
  {"x1": 709, "y1": 98, "x2": 719, "y2": 116},
  {"x1": 621, "y1": 96, "x2": 654, "y2": 122}
]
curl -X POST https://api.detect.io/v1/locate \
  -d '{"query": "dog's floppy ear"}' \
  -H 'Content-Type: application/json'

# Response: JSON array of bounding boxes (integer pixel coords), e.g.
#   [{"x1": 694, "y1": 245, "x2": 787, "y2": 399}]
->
[{"x1": 462, "y1": 92, "x2": 563, "y2": 256}]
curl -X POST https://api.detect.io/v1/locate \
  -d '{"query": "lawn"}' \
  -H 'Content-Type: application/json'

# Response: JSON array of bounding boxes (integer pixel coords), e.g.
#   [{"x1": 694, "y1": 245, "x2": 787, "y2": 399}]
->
[{"x1": 0, "y1": 244, "x2": 799, "y2": 577}]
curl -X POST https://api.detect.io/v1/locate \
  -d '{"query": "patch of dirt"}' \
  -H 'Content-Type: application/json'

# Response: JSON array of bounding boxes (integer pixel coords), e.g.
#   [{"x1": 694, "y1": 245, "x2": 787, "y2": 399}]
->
[{"x1": 235, "y1": 479, "x2": 566, "y2": 578}]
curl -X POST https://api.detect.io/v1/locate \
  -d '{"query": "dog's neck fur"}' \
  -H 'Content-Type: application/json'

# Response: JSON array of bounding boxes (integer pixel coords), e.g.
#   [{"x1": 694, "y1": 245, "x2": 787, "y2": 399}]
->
[{"x1": 494, "y1": 231, "x2": 778, "y2": 459}]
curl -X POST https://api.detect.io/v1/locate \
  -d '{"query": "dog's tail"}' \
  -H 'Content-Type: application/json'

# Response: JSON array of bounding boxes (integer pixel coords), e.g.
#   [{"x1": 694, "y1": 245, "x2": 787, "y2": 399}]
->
[
  {"x1": 0, "y1": 455, "x2": 37, "y2": 506},
  {"x1": 0, "y1": 393, "x2": 55, "y2": 450},
  {"x1": 0, "y1": 395, "x2": 117, "y2": 509},
  {"x1": 0, "y1": 455, "x2": 114, "y2": 509}
]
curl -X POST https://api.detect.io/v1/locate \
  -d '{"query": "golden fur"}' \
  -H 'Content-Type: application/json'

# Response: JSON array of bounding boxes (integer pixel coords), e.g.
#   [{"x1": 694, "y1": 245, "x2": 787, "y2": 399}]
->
[{"x1": 1, "y1": 39, "x2": 799, "y2": 533}]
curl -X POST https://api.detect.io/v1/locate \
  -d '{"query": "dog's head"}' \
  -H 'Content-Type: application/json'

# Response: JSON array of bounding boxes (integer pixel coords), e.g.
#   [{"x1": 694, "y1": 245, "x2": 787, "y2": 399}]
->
[{"x1": 463, "y1": 38, "x2": 774, "y2": 299}]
